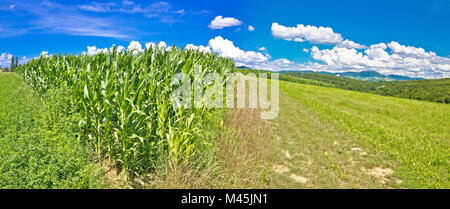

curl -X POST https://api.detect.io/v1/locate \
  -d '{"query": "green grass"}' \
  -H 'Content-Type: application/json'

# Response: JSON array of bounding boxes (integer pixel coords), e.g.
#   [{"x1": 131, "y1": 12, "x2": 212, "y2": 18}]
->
[
  {"x1": 0, "y1": 73, "x2": 105, "y2": 188},
  {"x1": 272, "y1": 80, "x2": 449, "y2": 188}
]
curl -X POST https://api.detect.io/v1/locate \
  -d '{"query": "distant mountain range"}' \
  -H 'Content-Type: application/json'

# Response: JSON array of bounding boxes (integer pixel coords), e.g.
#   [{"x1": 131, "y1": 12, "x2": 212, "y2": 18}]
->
[
  {"x1": 289, "y1": 71, "x2": 423, "y2": 81},
  {"x1": 236, "y1": 67, "x2": 423, "y2": 81}
]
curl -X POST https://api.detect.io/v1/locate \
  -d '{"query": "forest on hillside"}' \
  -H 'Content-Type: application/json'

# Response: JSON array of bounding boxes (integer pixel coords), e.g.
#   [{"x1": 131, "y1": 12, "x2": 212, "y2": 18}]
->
[
  {"x1": 285, "y1": 72, "x2": 450, "y2": 103},
  {"x1": 238, "y1": 68, "x2": 450, "y2": 104}
]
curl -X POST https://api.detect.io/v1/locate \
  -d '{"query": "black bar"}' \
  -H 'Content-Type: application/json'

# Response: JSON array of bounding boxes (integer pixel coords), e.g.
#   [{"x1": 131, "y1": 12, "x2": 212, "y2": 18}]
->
[{"x1": 0, "y1": 189, "x2": 446, "y2": 208}]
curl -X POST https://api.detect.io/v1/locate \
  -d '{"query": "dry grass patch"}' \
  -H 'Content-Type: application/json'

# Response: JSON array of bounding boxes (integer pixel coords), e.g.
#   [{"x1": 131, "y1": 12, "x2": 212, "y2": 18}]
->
[{"x1": 119, "y1": 108, "x2": 272, "y2": 189}]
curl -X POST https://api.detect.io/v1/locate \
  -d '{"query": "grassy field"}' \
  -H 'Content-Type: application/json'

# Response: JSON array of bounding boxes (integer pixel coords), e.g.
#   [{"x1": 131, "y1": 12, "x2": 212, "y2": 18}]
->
[
  {"x1": 0, "y1": 73, "x2": 105, "y2": 188},
  {"x1": 267, "y1": 80, "x2": 449, "y2": 188}
]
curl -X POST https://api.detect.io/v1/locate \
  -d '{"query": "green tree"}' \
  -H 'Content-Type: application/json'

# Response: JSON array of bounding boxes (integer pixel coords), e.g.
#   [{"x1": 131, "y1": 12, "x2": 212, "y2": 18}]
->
[{"x1": 10, "y1": 56, "x2": 15, "y2": 71}]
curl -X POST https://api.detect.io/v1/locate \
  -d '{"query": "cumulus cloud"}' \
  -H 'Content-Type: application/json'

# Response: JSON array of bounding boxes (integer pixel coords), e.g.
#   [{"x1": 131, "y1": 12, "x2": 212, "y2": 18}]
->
[
  {"x1": 387, "y1": 41, "x2": 436, "y2": 58},
  {"x1": 271, "y1": 22, "x2": 343, "y2": 45},
  {"x1": 157, "y1": 41, "x2": 167, "y2": 49},
  {"x1": 271, "y1": 22, "x2": 366, "y2": 49},
  {"x1": 114, "y1": 45, "x2": 125, "y2": 52},
  {"x1": 208, "y1": 36, "x2": 269, "y2": 65},
  {"x1": 0, "y1": 52, "x2": 13, "y2": 68},
  {"x1": 304, "y1": 42, "x2": 450, "y2": 78},
  {"x1": 256, "y1": 46, "x2": 271, "y2": 59},
  {"x1": 82, "y1": 44, "x2": 126, "y2": 56},
  {"x1": 85, "y1": 46, "x2": 108, "y2": 55},
  {"x1": 185, "y1": 44, "x2": 211, "y2": 53},
  {"x1": 248, "y1": 25, "x2": 254, "y2": 31},
  {"x1": 266, "y1": 22, "x2": 449, "y2": 78},
  {"x1": 234, "y1": 38, "x2": 449, "y2": 79},
  {"x1": 257, "y1": 47, "x2": 266, "y2": 51},
  {"x1": 145, "y1": 41, "x2": 169, "y2": 50},
  {"x1": 208, "y1": 16, "x2": 242, "y2": 29},
  {"x1": 40, "y1": 51, "x2": 49, "y2": 57},
  {"x1": 185, "y1": 36, "x2": 269, "y2": 65},
  {"x1": 338, "y1": 39, "x2": 367, "y2": 49},
  {"x1": 128, "y1": 40, "x2": 143, "y2": 52}
]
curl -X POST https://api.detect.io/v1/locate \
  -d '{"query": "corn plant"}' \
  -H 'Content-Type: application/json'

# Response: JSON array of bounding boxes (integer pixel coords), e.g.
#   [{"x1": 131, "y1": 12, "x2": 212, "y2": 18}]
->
[{"x1": 16, "y1": 45, "x2": 235, "y2": 173}]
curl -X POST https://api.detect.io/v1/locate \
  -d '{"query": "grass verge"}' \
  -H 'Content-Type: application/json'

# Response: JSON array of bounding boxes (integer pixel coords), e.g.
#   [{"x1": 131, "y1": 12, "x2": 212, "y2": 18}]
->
[
  {"x1": 0, "y1": 73, "x2": 105, "y2": 188},
  {"x1": 278, "y1": 80, "x2": 449, "y2": 188}
]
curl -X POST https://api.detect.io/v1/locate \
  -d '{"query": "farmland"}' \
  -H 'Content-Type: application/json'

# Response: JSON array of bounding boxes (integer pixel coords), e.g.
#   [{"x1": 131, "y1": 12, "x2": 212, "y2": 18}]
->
[
  {"x1": 1, "y1": 47, "x2": 449, "y2": 189},
  {"x1": 268, "y1": 80, "x2": 449, "y2": 188}
]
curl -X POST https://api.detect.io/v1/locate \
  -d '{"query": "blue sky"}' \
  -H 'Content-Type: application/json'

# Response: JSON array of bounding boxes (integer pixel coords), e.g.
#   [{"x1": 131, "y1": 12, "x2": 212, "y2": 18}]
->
[{"x1": 1, "y1": 0, "x2": 449, "y2": 78}]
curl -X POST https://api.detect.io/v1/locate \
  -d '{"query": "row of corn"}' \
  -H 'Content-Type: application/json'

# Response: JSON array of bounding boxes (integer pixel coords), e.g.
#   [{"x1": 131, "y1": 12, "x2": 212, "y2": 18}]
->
[{"x1": 16, "y1": 45, "x2": 235, "y2": 173}]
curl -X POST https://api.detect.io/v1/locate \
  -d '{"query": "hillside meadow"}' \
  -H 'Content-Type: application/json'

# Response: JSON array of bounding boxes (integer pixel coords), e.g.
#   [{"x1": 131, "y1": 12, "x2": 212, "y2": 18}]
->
[{"x1": 269, "y1": 80, "x2": 449, "y2": 188}]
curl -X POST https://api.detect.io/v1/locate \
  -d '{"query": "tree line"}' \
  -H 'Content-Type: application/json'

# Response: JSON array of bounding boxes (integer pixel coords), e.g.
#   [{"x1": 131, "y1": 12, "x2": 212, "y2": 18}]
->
[{"x1": 285, "y1": 72, "x2": 450, "y2": 104}]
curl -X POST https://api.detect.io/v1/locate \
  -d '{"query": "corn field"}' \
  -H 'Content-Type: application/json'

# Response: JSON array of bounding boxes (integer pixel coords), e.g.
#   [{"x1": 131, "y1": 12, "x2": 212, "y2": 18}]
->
[{"x1": 16, "y1": 45, "x2": 235, "y2": 173}]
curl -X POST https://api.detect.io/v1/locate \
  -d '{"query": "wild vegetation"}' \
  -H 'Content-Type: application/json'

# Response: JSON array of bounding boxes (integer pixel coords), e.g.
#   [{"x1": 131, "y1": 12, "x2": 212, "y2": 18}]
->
[{"x1": 0, "y1": 73, "x2": 105, "y2": 188}]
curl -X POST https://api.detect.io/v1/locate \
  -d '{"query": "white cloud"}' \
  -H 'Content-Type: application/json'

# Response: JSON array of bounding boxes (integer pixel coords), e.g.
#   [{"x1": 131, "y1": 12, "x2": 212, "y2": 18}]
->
[
  {"x1": 145, "y1": 41, "x2": 169, "y2": 50},
  {"x1": 84, "y1": 46, "x2": 108, "y2": 55},
  {"x1": 256, "y1": 46, "x2": 271, "y2": 59},
  {"x1": 271, "y1": 22, "x2": 366, "y2": 49},
  {"x1": 248, "y1": 25, "x2": 254, "y2": 31},
  {"x1": 0, "y1": 52, "x2": 13, "y2": 68},
  {"x1": 257, "y1": 47, "x2": 266, "y2": 51},
  {"x1": 208, "y1": 16, "x2": 242, "y2": 29},
  {"x1": 208, "y1": 36, "x2": 269, "y2": 65},
  {"x1": 304, "y1": 43, "x2": 450, "y2": 78},
  {"x1": 144, "y1": 42, "x2": 156, "y2": 49},
  {"x1": 40, "y1": 51, "x2": 49, "y2": 57},
  {"x1": 157, "y1": 41, "x2": 167, "y2": 49},
  {"x1": 387, "y1": 41, "x2": 436, "y2": 58},
  {"x1": 185, "y1": 44, "x2": 211, "y2": 53},
  {"x1": 114, "y1": 45, "x2": 125, "y2": 52},
  {"x1": 122, "y1": 0, "x2": 134, "y2": 6},
  {"x1": 233, "y1": 36, "x2": 449, "y2": 79},
  {"x1": 78, "y1": 2, "x2": 116, "y2": 12},
  {"x1": 127, "y1": 40, "x2": 143, "y2": 54},
  {"x1": 364, "y1": 43, "x2": 390, "y2": 60},
  {"x1": 338, "y1": 39, "x2": 367, "y2": 49},
  {"x1": 271, "y1": 22, "x2": 343, "y2": 45}
]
